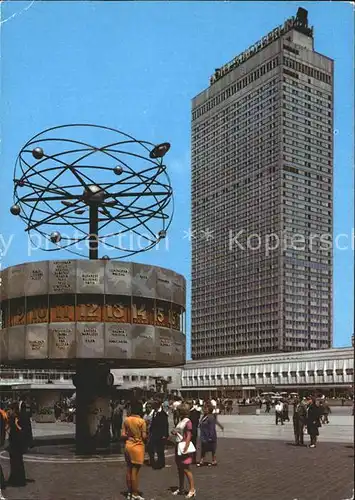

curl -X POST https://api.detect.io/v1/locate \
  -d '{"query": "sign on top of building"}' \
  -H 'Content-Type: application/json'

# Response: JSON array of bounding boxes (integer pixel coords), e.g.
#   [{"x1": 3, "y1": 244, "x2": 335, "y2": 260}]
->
[{"x1": 210, "y1": 8, "x2": 313, "y2": 85}]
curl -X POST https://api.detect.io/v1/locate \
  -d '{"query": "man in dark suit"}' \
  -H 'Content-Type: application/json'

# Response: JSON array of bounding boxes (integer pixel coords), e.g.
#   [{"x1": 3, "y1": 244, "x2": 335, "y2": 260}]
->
[
  {"x1": 306, "y1": 397, "x2": 322, "y2": 448},
  {"x1": 293, "y1": 397, "x2": 307, "y2": 446},
  {"x1": 148, "y1": 399, "x2": 169, "y2": 469}
]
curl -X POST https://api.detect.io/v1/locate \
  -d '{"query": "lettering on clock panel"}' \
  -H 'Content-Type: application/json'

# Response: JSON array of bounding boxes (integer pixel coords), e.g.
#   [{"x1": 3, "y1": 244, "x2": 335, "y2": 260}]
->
[
  {"x1": 25, "y1": 262, "x2": 48, "y2": 296},
  {"x1": 76, "y1": 295, "x2": 103, "y2": 322},
  {"x1": 155, "y1": 300, "x2": 171, "y2": 328},
  {"x1": 132, "y1": 263, "x2": 156, "y2": 298},
  {"x1": 105, "y1": 323, "x2": 132, "y2": 359},
  {"x1": 156, "y1": 267, "x2": 173, "y2": 302},
  {"x1": 132, "y1": 298, "x2": 154, "y2": 325},
  {"x1": 9, "y1": 298, "x2": 26, "y2": 326},
  {"x1": 26, "y1": 296, "x2": 49, "y2": 324},
  {"x1": 172, "y1": 330, "x2": 185, "y2": 364},
  {"x1": 77, "y1": 261, "x2": 104, "y2": 294},
  {"x1": 7, "y1": 265, "x2": 26, "y2": 299},
  {"x1": 76, "y1": 322, "x2": 104, "y2": 358},
  {"x1": 49, "y1": 323, "x2": 76, "y2": 359},
  {"x1": 131, "y1": 324, "x2": 155, "y2": 361},
  {"x1": 49, "y1": 261, "x2": 76, "y2": 294},
  {"x1": 49, "y1": 295, "x2": 75, "y2": 323},
  {"x1": 104, "y1": 296, "x2": 130, "y2": 323},
  {"x1": 26, "y1": 324, "x2": 48, "y2": 359},
  {"x1": 105, "y1": 261, "x2": 132, "y2": 295},
  {"x1": 172, "y1": 272, "x2": 186, "y2": 307},
  {"x1": 156, "y1": 327, "x2": 173, "y2": 363}
]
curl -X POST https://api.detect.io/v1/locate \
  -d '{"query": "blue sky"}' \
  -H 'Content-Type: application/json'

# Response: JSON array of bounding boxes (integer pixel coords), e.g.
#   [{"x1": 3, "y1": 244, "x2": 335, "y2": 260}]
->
[{"x1": 0, "y1": 1, "x2": 353, "y2": 354}]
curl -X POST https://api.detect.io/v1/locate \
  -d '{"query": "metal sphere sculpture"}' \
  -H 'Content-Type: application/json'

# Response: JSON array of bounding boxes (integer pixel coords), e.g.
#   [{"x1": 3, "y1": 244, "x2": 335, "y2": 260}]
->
[{"x1": 11, "y1": 124, "x2": 174, "y2": 259}]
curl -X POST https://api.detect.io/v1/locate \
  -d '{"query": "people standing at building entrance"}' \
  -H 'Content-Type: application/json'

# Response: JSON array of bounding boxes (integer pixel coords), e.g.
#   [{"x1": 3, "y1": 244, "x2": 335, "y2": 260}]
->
[
  {"x1": 275, "y1": 400, "x2": 284, "y2": 425},
  {"x1": 171, "y1": 404, "x2": 196, "y2": 498},
  {"x1": 306, "y1": 397, "x2": 322, "y2": 448},
  {"x1": 292, "y1": 397, "x2": 307, "y2": 446},
  {"x1": 147, "y1": 400, "x2": 169, "y2": 470},
  {"x1": 197, "y1": 404, "x2": 224, "y2": 467},
  {"x1": 121, "y1": 400, "x2": 147, "y2": 500},
  {"x1": 189, "y1": 401, "x2": 201, "y2": 465},
  {"x1": 7, "y1": 402, "x2": 27, "y2": 487}
]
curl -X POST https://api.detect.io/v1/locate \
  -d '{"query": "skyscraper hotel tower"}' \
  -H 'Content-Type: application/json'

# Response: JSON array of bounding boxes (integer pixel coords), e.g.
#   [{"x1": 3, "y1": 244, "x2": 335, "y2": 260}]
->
[{"x1": 191, "y1": 8, "x2": 333, "y2": 359}]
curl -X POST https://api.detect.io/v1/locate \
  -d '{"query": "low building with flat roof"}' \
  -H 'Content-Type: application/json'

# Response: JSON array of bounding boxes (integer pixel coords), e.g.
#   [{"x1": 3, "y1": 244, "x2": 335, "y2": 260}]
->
[
  {"x1": 181, "y1": 347, "x2": 354, "y2": 399},
  {"x1": 1, "y1": 347, "x2": 353, "y2": 403}
]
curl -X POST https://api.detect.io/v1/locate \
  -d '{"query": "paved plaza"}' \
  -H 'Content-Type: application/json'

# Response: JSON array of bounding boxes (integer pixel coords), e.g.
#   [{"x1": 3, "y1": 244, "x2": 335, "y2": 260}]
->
[
  {"x1": 0, "y1": 412, "x2": 353, "y2": 500},
  {"x1": 28, "y1": 407, "x2": 353, "y2": 445}
]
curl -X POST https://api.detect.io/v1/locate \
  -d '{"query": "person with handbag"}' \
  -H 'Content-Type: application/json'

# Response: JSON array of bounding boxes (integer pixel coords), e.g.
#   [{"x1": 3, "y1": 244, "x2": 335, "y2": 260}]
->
[
  {"x1": 171, "y1": 404, "x2": 196, "y2": 498},
  {"x1": 197, "y1": 404, "x2": 224, "y2": 467}
]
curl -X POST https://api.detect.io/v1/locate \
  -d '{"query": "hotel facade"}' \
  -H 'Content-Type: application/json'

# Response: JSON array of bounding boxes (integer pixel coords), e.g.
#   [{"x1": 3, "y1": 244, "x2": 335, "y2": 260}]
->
[{"x1": 191, "y1": 9, "x2": 333, "y2": 359}]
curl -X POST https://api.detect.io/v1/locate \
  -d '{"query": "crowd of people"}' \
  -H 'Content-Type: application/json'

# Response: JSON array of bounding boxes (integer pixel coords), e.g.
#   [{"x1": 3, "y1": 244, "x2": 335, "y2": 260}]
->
[
  {"x1": 118, "y1": 394, "x2": 336, "y2": 499},
  {"x1": 275, "y1": 396, "x2": 331, "y2": 448},
  {"x1": 0, "y1": 393, "x2": 349, "y2": 500},
  {"x1": 120, "y1": 397, "x2": 224, "y2": 500},
  {"x1": 258, "y1": 394, "x2": 334, "y2": 450}
]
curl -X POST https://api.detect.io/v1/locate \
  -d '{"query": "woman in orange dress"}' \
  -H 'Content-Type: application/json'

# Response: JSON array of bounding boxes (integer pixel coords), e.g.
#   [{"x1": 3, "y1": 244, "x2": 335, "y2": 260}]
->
[{"x1": 121, "y1": 400, "x2": 147, "y2": 500}]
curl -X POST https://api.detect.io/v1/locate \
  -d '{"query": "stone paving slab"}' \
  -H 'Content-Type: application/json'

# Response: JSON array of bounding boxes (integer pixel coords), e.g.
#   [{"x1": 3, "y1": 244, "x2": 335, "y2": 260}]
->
[{"x1": 1, "y1": 438, "x2": 353, "y2": 500}]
